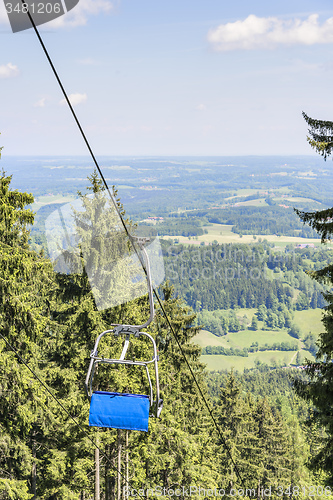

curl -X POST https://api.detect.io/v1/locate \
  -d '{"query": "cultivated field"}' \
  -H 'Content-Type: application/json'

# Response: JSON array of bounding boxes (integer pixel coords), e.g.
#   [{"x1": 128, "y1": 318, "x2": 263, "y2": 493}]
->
[
  {"x1": 163, "y1": 223, "x2": 321, "y2": 248},
  {"x1": 201, "y1": 350, "x2": 300, "y2": 371},
  {"x1": 194, "y1": 307, "x2": 322, "y2": 371},
  {"x1": 293, "y1": 309, "x2": 324, "y2": 336},
  {"x1": 195, "y1": 328, "x2": 302, "y2": 350},
  {"x1": 32, "y1": 194, "x2": 76, "y2": 212}
]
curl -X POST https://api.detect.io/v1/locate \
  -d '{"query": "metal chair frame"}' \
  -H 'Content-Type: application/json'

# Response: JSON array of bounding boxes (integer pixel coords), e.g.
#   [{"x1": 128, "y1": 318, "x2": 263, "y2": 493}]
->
[{"x1": 84, "y1": 238, "x2": 163, "y2": 418}]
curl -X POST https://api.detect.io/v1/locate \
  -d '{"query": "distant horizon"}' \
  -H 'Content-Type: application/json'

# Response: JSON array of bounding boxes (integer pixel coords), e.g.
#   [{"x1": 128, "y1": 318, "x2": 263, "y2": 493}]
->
[{"x1": 2, "y1": 153, "x2": 323, "y2": 158}]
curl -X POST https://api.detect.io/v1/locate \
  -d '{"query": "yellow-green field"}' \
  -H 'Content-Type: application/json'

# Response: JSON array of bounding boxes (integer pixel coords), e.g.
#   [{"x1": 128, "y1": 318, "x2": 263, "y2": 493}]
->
[
  {"x1": 280, "y1": 196, "x2": 322, "y2": 204},
  {"x1": 223, "y1": 188, "x2": 320, "y2": 208},
  {"x1": 194, "y1": 307, "x2": 322, "y2": 371},
  {"x1": 201, "y1": 350, "x2": 299, "y2": 371},
  {"x1": 225, "y1": 187, "x2": 292, "y2": 200},
  {"x1": 195, "y1": 328, "x2": 302, "y2": 350},
  {"x1": 225, "y1": 189, "x2": 261, "y2": 199},
  {"x1": 224, "y1": 197, "x2": 268, "y2": 207},
  {"x1": 293, "y1": 309, "x2": 324, "y2": 336},
  {"x1": 32, "y1": 194, "x2": 76, "y2": 212},
  {"x1": 163, "y1": 223, "x2": 321, "y2": 248},
  {"x1": 234, "y1": 199, "x2": 268, "y2": 207}
]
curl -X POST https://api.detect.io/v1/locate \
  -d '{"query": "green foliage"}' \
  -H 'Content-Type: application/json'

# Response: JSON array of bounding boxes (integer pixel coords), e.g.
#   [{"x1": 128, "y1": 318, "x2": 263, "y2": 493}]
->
[
  {"x1": 293, "y1": 116, "x2": 333, "y2": 485},
  {"x1": 1, "y1": 150, "x2": 331, "y2": 495},
  {"x1": 202, "y1": 341, "x2": 298, "y2": 356},
  {"x1": 250, "y1": 315, "x2": 258, "y2": 330},
  {"x1": 295, "y1": 351, "x2": 303, "y2": 365},
  {"x1": 303, "y1": 112, "x2": 333, "y2": 160},
  {"x1": 0, "y1": 171, "x2": 63, "y2": 497},
  {"x1": 163, "y1": 241, "x2": 326, "y2": 313},
  {"x1": 0, "y1": 166, "x2": 220, "y2": 498},
  {"x1": 207, "y1": 205, "x2": 320, "y2": 238},
  {"x1": 0, "y1": 479, "x2": 32, "y2": 500},
  {"x1": 209, "y1": 368, "x2": 321, "y2": 493},
  {"x1": 303, "y1": 333, "x2": 318, "y2": 355},
  {"x1": 215, "y1": 372, "x2": 295, "y2": 492},
  {"x1": 203, "y1": 346, "x2": 249, "y2": 356},
  {"x1": 197, "y1": 309, "x2": 243, "y2": 336},
  {"x1": 288, "y1": 323, "x2": 301, "y2": 339},
  {"x1": 0, "y1": 171, "x2": 34, "y2": 247},
  {"x1": 295, "y1": 205, "x2": 333, "y2": 243},
  {"x1": 142, "y1": 218, "x2": 207, "y2": 237}
]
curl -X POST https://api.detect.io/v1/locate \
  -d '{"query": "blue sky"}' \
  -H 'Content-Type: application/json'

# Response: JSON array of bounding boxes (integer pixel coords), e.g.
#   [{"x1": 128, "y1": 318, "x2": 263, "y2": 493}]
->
[{"x1": 1, "y1": 0, "x2": 333, "y2": 156}]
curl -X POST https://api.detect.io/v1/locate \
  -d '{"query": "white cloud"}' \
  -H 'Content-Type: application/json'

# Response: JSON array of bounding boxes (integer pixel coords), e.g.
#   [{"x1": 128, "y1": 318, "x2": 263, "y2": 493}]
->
[
  {"x1": 0, "y1": 63, "x2": 19, "y2": 79},
  {"x1": 208, "y1": 14, "x2": 333, "y2": 51},
  {"x1": 47, "y1": 0, "x2": 114, "y2": 29},
  {"x1": 34, "y1": 97, "x2": 47, "y2": 107},
  {"x1": 59, "y1": 93, "x2": 87, "y2": 106},
  {"x1": 196, "y1": 104, "x2": 207, "y2": 111}
]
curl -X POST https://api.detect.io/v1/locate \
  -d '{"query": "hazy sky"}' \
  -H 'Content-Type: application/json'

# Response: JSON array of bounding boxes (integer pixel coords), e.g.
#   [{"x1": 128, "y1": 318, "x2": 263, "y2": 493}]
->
[{"x1": 1, "y1": 0, "x2": 333, "y2": 156}]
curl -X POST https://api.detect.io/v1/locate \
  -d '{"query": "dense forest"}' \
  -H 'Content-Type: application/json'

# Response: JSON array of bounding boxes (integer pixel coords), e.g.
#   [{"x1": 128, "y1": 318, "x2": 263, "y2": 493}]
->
[
  {"x1": 159, "y1": 206, "x2": 320, "y2": 238},
  {"x1": 162, "y1": 240, "x2": 329, "y2": 312},
  {"x1": 208, "y1": 206, "x2": 320, "y2": 238}
]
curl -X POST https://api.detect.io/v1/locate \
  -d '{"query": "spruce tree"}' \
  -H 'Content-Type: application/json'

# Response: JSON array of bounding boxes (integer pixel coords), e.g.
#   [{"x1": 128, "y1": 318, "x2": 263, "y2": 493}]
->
[
  {"x1": 0, "y1": 166, "x2": 60, "y2": 498},
  {"x1": 293, "y1": 112, "x2": 333, "y2": 484},
  {"x1": 0, "y1": 162, "x2": 100, "y2": 499},
  {"x1": 215, "y1": 372, "x2": 254, "y2": 488},
  {"x1": 302, "y1": 112, "x2": 333, "y2": 160},
  {"x1": 215, "y1": 373, "x2": 297, "y2": 495},
  {"x1": 251, "y1": 398, "x2": 292, "y2": 493}
]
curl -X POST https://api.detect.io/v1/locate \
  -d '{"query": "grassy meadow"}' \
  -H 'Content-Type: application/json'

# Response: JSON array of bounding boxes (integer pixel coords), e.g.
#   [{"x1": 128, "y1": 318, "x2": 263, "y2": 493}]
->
[
  {"x1": 163, "y1": 222, "x2": 321, "y2": 248},
  {"x1": 31, "y1": 194, "x2": 76, "y2": 211},
  {"x1": 200, "y1": 350, "x2": 300, "y2": 372},
  {"x1": 194, "y1": 307, "x2": 322, "y2": 372}
]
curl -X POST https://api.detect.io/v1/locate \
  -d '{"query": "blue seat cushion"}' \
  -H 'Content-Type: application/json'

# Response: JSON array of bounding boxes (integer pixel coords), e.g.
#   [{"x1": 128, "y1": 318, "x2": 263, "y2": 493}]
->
[{"x1": 89, "y1": 391, "x2": 150, "y2": 432}]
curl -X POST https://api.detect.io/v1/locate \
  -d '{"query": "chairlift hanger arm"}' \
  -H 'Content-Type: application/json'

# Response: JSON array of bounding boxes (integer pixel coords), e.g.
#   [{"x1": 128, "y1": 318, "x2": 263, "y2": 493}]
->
[
  {"x1": 85, "y1": 328, "x2": 161, "y2": 418},
  {"x1": 85, "y1": 235, "x2": 162, "y2": 422},
  {"x1": 109, "y1": 244, "x2": 155, "y2": 331}
]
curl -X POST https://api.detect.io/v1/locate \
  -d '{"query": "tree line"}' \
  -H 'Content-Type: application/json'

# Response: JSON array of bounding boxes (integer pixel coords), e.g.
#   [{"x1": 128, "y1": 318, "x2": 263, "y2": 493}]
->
[
  {"x1": 202, "y1": 341, "x2": 299, "y2": 356},
  {"x1": 162, "y1": 240, "x2": 327, "y2": 312}
]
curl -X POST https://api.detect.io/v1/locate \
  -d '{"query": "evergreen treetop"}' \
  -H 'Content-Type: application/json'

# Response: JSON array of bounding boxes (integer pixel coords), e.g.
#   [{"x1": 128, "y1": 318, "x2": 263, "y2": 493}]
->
[
  {"x1": 303, "y1": 112, "x2": 333, "y2": 160},
  {"x1": 293, "y1": 112, "x2": 333, "y2": 486}
]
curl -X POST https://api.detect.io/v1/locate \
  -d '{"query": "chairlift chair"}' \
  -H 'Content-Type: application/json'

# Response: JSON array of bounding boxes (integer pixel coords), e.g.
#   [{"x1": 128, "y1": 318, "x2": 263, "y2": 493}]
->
[{"x1": 85, "y1": 237, "x2": 163, "y2": 432}]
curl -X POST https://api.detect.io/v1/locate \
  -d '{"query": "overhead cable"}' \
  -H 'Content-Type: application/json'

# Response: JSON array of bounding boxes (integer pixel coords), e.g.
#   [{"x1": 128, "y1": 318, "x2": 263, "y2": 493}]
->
[{"x1": 17, "y1": 0, "x2": 246, "y2": 489}]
